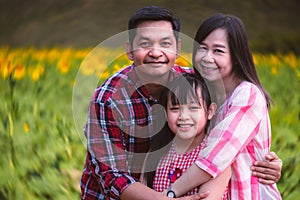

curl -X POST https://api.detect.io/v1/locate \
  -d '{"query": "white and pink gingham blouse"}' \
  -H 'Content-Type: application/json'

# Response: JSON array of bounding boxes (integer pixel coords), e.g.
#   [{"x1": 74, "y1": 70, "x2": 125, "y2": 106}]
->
[{"x1": 195, "y1": 81, "x2": 282, "y2": 200}]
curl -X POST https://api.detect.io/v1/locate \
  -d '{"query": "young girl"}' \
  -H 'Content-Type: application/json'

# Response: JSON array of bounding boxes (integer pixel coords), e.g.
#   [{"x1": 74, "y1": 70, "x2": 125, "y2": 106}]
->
[
  {"x1": 168, "y1": 13, "x2": 282, "y2": 199},
  {"x1": 142, "y1": 73, "x2": 231, "y2": 199}
]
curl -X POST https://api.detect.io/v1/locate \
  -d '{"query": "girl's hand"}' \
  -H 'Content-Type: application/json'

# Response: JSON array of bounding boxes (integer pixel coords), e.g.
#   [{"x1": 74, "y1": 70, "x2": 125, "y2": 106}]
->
[{"x1": 251, "y1": 151, "x2": 282, "y2": 185}]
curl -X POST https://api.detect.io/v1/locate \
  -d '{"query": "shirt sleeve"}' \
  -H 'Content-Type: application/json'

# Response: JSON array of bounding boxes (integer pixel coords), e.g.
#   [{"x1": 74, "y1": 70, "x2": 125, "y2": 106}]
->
[
  {"x1": 195, "y1": 83, "x2": 267, "y2": 177},
  {"x1": 85, "y1": 94, "x2": 136, "y2": 198}
]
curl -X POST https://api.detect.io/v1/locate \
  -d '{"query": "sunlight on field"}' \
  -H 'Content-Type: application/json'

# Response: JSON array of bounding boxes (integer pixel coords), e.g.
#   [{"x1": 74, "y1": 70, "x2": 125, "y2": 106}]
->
[{"x1": 0, "y1": 46, "x2": 299, "y2": 199}]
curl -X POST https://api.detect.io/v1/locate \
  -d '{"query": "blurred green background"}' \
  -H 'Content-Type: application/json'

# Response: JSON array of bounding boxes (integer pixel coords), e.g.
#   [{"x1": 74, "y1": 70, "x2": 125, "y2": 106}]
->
[
  {"x1": 1, "y1": 0, "x2": 300, "y2": 54},
  {"x1": 0, "y1": 0, "x2": 299, "y2": 199}
]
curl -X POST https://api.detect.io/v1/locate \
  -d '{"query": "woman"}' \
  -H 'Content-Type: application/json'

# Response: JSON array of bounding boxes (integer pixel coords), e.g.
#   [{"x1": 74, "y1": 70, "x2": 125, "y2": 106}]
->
[{"x1": 167, "y1": 13, "x2": 282, "y2": 199}]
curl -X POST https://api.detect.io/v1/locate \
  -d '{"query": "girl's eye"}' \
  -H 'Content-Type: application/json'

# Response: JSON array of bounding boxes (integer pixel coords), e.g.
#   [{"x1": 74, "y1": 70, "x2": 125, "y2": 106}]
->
[
  {"x1": 169, "y1": 106, "x2": 179, "y2": 111},
  {"x1": 190, "y1": 106, "x2": 201, "y2": 110}
]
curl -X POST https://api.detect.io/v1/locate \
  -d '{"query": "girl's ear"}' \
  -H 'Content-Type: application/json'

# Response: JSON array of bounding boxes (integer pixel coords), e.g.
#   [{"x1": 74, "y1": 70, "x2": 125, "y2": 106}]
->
[
  {"x1": 207, "y1": 102, "x2": 217, "y2": 120},
  {"x1": 126, "y1": 41, "x2": 134, "y2": 60}
]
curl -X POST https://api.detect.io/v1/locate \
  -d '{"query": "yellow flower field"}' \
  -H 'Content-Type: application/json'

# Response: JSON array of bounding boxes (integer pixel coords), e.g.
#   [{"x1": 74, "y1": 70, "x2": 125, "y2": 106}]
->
[{"x1": 0, "y1": 46, "x2": 299, "y2": 199}]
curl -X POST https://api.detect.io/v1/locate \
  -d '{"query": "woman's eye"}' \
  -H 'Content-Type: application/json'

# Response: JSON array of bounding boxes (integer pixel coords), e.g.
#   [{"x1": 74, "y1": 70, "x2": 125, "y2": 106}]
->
[
  {"x1": 197, "y1": 45, "x2": 207, "y2": 52},
  {"x1": 215, "y1": 49, "x2": 225, "y2": 53}
]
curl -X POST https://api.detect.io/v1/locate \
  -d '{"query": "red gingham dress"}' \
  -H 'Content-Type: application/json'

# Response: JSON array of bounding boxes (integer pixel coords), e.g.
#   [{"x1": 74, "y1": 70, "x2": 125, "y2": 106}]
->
[{"x1": 153, "y1": 141, "x2": 228, "y2": 199}]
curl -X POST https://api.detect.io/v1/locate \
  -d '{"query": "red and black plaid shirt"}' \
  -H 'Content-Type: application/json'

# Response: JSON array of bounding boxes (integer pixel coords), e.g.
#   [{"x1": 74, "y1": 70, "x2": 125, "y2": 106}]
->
[{"x1": 80, "y1": 64, "x2": 192, "y2": 200}]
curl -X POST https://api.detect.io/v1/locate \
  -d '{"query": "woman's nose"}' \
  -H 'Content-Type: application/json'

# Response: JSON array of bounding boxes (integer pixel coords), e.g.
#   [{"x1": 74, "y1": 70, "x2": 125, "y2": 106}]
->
[{"x1": 202, "y1": 51, "x2": 214, "y2": 63}]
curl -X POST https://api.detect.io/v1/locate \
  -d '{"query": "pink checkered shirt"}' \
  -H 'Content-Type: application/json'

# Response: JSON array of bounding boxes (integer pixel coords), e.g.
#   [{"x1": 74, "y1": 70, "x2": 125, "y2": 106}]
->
[
  {"x1": 195, "y1": 81, "x2": 282, "y2": 199},
  {"x1": 154, "y1": 142, "x2": 228, "y2": 199}
]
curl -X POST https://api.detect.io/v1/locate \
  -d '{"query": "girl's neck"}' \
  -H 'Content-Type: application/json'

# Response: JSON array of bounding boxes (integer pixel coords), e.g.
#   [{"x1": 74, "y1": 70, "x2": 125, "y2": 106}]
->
[{"x1": 174, "y1": 133, "x2": 205, "y2": 154}]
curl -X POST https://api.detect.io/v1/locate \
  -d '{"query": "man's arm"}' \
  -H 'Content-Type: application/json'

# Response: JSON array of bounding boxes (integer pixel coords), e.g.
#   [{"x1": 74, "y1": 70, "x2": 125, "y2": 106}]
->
[{"x1": 251, "y1": 151, "x2": 282, "y2": 185}]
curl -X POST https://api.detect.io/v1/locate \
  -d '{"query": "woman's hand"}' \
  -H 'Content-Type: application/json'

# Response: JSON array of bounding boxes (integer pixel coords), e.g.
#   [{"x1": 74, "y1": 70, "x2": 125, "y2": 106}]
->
[
  {"x1": 251, "y1": 151, "x2": 282, "y2": 185},
  {"x1": 176, "y1": 191, "x2": 210, "y2": 200}
]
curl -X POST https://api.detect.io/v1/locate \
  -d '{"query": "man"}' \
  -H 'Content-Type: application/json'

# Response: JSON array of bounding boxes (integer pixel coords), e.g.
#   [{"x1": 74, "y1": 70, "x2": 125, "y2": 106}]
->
[{"x1": 80, "y1": 6, "x2": 282, "y2": 200}]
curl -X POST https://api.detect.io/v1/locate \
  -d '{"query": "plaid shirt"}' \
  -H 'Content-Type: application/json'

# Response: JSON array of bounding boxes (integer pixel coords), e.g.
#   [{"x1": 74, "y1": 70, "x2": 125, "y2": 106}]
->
[
  {"x1": 154, "y1": 142, "x2": 228, "y2": 199},
  {"x1": 80, "y1": 64, "x2": 191, "y2": 200},
  {"x1": 195, "y1": 81, "x2": 282, "y2": 200}
]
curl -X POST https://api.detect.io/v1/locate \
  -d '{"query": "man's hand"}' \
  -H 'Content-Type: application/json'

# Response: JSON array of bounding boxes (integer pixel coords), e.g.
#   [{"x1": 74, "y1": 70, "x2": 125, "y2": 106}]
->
[
  {"x1": 251, "y1": 151, "x2": 282, "y2": 185},
  {"x1": 177, "y1": 191, "x2": 210, "y2": 200}
]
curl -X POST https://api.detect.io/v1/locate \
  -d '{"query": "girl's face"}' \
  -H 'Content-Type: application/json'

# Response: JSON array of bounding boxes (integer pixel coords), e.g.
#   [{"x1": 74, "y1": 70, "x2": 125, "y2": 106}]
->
[
  {"x1": 166, "y1": 87, "x2": 214, "y2": 142},
  {"x1": 194, "y1": 28, "x2": 234, "y2": 84}
]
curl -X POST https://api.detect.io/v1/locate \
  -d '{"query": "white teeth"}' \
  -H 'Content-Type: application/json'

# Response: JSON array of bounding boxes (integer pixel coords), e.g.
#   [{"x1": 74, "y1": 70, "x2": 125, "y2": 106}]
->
[{"x1": 178, "y1": 124, "x2": 193, "y2": 128}]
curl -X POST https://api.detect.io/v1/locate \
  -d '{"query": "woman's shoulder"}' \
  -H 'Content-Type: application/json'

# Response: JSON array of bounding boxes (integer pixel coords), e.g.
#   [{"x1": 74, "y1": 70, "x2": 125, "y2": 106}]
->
[
  {"x1": 230, "y1": 81, "x2": 265, "y2": 105},
  {"x1": 234, "y1": 81, "x2": 262, "y2": 95}
]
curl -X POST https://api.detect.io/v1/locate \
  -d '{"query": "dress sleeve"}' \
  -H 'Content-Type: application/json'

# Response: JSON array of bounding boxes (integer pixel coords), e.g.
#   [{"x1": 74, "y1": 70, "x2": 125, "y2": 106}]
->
[
  {"x1": 195, "y1": 83, "x2": 267, "y2": 177},
  {"x1": 86, "y1": 96, "x2": 136, "y2": 198}
]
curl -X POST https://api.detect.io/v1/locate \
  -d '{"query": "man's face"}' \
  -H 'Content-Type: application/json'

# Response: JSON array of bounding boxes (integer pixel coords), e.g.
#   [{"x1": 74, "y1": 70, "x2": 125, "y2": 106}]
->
[{"x1": 126, "y1": 20, "x2": 180, "y2": 83}]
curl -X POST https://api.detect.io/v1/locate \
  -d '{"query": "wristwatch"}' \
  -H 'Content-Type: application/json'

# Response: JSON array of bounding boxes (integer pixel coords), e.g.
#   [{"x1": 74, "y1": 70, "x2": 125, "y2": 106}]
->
[{"x1": 167, "y1": 186, "x2": 176, "y2": 198}]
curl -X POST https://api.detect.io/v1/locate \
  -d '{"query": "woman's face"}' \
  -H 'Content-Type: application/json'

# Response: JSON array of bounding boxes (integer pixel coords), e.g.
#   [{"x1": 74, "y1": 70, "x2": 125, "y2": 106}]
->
[{"x1": 194, "y1": 28, "x2": 234, "y2": 84}]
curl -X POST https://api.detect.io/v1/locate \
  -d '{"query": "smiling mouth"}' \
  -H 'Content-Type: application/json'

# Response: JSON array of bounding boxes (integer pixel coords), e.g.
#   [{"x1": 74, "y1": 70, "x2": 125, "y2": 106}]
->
[
  {"x1": 201, "y1": 65, "x2": 218, "y2": 71},
  {"x1": 178, "y1": 124, "x2": 193, "y2": 128}
]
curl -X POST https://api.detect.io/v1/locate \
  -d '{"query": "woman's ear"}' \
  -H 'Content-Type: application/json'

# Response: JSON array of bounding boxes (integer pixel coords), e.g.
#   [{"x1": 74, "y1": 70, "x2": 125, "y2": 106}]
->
[
  {"x1": 126, "y1": 41, "x2": 134, "y2": 60},
  {"x1": 207, "y1": 102, "x2": 217, "y2": 120}
]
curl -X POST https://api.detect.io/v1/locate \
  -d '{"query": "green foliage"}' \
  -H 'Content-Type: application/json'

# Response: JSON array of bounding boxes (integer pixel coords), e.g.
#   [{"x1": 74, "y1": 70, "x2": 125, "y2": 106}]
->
[{"x1": 0, "y1": 48, "x2": 299, "y2": 199}]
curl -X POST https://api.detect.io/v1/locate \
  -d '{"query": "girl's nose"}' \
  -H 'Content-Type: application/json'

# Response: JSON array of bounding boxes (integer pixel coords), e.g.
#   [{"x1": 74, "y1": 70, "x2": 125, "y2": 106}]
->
[{"x1": 179, "y1": 108, "x2": 189, "y2": 120}]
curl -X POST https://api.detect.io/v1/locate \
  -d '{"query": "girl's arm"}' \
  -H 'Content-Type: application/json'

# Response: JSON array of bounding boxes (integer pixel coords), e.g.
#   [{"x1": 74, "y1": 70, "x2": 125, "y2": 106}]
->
[{"x1": 198, "y1": 166, "x2": 231, "y2": 200}]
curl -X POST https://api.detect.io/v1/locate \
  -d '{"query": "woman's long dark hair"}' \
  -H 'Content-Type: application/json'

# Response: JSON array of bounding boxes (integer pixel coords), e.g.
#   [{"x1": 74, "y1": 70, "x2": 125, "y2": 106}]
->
[
  {"x1": 192, "y1": 13, "x2": 272, "y2": 108},
  {"x1": 143, "y1": 73, "x2": 213, "y2": 188}
]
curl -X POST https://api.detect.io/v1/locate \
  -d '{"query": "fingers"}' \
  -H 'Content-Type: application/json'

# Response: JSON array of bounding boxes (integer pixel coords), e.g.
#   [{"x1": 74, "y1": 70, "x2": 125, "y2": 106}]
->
[
  {"x1": 178, "y1": 191, "x2": 210, "y2": 200},
  {"x1": 251, "y1": 163, "x2": 281, "y2": 184},
  {"x1": 265, "y1": 151, "x2": 279, "y2": 161}
]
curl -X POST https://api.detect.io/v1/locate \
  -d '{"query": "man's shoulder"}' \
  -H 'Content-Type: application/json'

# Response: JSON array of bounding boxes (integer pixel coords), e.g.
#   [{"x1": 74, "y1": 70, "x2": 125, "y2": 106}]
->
[
  {"x1": 172, "y1": 65, "x2": 194, "y2": 74},
  {"x1": 92, "y1": 65, "x2": 134, "y2": 102}
]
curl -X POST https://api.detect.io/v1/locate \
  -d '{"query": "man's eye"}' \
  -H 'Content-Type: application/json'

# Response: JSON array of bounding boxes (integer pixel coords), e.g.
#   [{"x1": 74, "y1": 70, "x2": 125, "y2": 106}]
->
[
  {"x1": 139, "y1": 42, "x2": 150, "y2": 47},
  {"x1": 161, "y1": 41, "x2": 171, "y2": 47}
]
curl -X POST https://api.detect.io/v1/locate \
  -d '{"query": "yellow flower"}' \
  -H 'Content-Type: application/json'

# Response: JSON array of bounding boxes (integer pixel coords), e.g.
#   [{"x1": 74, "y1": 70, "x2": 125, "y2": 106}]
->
[
  {"x1": 13, "y1": 63, "x2": 26, "y2": 80},
  {"x1": 31, "y1": 64, "x2": 45, "y2": 82},
  {"x1": 271, "y1": 66, "x2": 278, "y2": 75},
  {"x1": 57, "y1": 58, "x2": 69, "y2": 74},
  {"x1": 23, "y1": 122, "x2": 29, "y2": 133},
  {"x1": 0, "y1": 59, "x2": 13, "y2": 79}
]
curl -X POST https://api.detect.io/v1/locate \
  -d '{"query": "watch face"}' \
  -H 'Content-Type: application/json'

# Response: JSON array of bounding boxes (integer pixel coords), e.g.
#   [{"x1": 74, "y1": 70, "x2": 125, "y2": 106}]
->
[{"x1": 167, "y1": 190, "x2": 176, "y2": 198}]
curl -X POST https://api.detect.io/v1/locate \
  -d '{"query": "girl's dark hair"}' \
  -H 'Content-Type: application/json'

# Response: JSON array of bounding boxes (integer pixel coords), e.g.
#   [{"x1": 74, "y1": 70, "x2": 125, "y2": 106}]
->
[
  {"x1": 192, "y1": 13, "x2": 272, "y2": 108},
  {"x1": 143, "y1": 73, "x2": 213, "y2": 188},
  {"x1": 128, "y1": 6, "x2": 181, "y2": 45}
]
